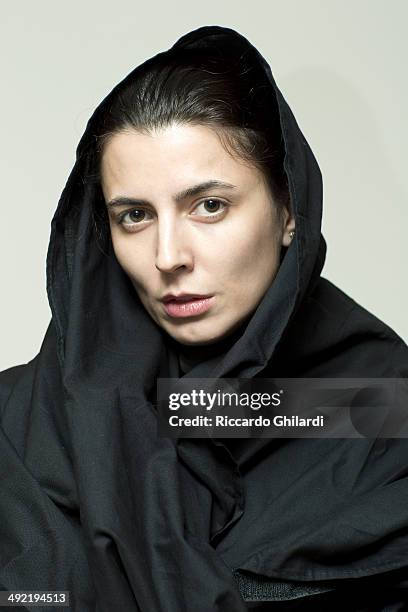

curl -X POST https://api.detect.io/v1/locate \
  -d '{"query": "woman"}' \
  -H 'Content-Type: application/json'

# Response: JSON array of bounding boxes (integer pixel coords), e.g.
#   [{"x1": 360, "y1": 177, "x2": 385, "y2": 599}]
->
[{"x1": 1, "y1": 25, "x2": 407, "y2": 611}]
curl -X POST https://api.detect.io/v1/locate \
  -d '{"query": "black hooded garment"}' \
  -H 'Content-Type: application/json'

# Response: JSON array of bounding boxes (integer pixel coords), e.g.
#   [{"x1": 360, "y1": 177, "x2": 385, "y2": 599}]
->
[{"x1": 1, "y1": 25, "x2": 408, "y2": 611}]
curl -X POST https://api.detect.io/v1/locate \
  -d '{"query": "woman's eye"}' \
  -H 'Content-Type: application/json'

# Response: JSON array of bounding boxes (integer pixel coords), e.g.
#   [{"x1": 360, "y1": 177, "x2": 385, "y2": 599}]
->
[
  {"x1": 118, "y1": 209, "x2": 152, "y2": 226},
  {"x1": 192, "y1": 199, "x2": 227, "y2": 217}
]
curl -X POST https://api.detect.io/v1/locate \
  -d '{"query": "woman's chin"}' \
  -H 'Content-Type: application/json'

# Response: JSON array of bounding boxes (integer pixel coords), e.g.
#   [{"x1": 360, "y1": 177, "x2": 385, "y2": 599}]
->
[
  {"x1": 165, "y1": 328, "x2": 227, "y2": 346},
  {"x1": 160, "y1": 318, "x2": 232, "y2": 346},
  {"x1": 160, "y1": 314, "x2": 249, "y2": 347}
]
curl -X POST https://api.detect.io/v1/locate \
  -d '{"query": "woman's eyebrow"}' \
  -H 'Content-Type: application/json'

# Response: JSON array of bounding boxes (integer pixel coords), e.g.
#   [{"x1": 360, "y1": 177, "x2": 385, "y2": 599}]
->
[
  {"x1": 105, "y1": 180, "x2": 237, "y2": 209},
  {"x1": 174, "y1": 180, "x2": 237, "y2": 202}
]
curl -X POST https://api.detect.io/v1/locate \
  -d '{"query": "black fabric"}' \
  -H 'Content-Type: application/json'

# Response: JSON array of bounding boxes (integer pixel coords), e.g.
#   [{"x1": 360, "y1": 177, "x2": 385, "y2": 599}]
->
[
  {"x1": 1, "y1": 25, "x2": 408, "y2": 611},
  {"x1": 170, "y1": 318, "x2": 251, "y2": 375}
]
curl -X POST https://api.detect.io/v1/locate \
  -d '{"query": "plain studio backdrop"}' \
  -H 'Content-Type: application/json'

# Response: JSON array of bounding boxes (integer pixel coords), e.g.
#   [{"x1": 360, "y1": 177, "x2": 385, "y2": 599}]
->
[{"x1": 0, "y1": 1, "x2": 407, "y2": 371}]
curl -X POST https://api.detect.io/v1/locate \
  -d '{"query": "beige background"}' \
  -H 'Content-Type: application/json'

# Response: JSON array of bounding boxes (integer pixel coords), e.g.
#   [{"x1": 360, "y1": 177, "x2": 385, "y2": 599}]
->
[{"x1": 1, "y1": 0, "x2": 407, "y2": 371}]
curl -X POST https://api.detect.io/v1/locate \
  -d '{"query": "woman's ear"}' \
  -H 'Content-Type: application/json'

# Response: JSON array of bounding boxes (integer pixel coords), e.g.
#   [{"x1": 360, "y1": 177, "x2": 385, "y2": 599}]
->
[{"x1": 281, "y1": 207, "x2": 296, "y2": 247}]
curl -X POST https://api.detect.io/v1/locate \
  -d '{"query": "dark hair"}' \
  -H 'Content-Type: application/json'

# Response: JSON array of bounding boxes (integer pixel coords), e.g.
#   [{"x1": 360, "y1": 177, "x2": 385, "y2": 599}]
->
[{"x1": 87, "y1": 47, "x2": 290, "y2": 252}]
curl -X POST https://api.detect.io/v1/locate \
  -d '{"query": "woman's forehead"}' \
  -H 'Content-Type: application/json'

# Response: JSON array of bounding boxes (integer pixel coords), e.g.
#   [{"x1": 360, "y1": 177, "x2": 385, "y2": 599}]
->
[{"x1": 100, "y1": 124, "x2": 266, "y2": 199}]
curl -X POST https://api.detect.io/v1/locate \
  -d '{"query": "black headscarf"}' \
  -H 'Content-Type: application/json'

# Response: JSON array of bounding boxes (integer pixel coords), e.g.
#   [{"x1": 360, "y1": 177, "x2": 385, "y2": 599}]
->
[{"x1": 1, "y1": 26, "x2": 408, "y2": 611}]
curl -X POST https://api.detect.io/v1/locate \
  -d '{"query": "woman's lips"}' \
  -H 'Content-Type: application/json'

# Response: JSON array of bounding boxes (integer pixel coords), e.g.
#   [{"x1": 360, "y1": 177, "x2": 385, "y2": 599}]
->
[{"x1": 163, "y1": 296, "x2": 215, "y2": 318}]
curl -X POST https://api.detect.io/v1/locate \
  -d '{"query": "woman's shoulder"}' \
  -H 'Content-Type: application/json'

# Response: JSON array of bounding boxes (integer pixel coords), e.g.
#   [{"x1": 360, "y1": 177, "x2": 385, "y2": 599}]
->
[
  {"x1": 0, "y1": 362, "x2": 28, "y2": 389},
  {"x1": 0, "y1": 360, "x2": 39, "y2": 430},
  {"x1": 315, "y1": 278, "x2": 407, "y2": 351},
  {"x1": 312, "y1": 277, "x2": 406, "y2": 340},
  {"x1": 280, "y1": 277, "x2": 408, "y2": 377},
  {"x1": 0, "y1": 320, "x2": 58, "y2": 423}
]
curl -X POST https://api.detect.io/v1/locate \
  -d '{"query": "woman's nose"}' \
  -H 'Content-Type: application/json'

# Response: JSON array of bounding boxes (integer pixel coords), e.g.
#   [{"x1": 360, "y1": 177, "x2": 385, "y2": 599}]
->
[{"x1": 154, "y1": 218, "x2": 194, "y2": 273}]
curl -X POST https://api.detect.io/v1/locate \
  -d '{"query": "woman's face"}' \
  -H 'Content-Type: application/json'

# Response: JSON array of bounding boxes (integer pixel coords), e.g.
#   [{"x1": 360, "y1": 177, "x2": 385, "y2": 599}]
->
[{"x1": 101, "y1": 124, "x2": 294, "y2": 345}]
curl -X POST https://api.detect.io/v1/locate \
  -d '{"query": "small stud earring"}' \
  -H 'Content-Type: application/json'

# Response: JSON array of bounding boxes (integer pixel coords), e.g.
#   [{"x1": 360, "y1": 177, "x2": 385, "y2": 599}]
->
[{"x1": 289, "y1": 230, "x2": 295, "y2": 239}]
